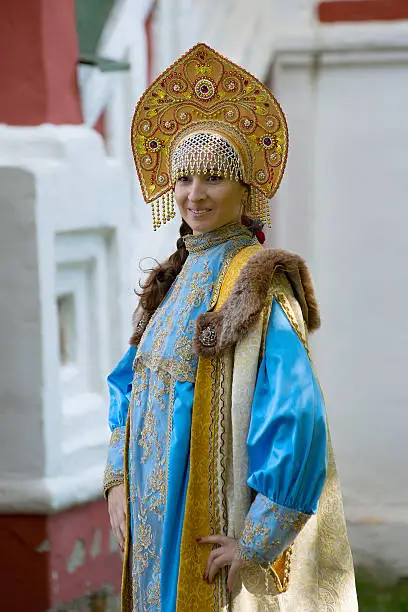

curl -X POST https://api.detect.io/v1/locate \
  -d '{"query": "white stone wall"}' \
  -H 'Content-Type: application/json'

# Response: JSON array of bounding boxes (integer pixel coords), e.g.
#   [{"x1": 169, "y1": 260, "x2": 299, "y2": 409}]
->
[
  {"x1": 269, "y1": 25, "x2": 408, "y2": 575},
  {"x1": 0, "y1": 126, "x2": 132, "y2": 512}
]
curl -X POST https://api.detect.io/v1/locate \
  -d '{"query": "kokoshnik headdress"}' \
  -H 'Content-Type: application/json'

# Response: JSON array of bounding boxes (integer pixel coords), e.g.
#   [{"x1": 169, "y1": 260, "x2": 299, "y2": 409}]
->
[{"x1": 131, "y1": 43, "x2": 288, "y2": 230}]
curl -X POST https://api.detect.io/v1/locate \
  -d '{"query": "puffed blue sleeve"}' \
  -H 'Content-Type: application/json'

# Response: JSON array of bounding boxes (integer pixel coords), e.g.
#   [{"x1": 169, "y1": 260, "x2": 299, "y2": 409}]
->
[
  {"x1": 238, "y1": 300, "x2": 327, "y2": 564},
  {"x1": 103, "y1": 346, "x2": 136, "y2": 497}
]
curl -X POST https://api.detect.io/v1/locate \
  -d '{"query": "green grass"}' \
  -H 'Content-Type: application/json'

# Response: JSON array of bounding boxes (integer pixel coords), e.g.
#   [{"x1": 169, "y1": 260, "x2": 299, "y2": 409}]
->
[{"x1": 356, "y1": 568, "x2": 408, "y2": 612}]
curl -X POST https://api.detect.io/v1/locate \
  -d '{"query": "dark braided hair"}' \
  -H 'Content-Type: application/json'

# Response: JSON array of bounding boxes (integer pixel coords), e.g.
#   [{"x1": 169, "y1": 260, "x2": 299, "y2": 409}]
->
[{"x1": 137, "y1": 219, "x2": 193, "y2": 313}]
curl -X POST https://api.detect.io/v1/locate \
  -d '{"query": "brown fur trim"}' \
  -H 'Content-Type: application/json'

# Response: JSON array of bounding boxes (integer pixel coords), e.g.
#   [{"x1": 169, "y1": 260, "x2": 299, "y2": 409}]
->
[{"x1": 193, "y1": 248, "x2": 320, "y2": 357}]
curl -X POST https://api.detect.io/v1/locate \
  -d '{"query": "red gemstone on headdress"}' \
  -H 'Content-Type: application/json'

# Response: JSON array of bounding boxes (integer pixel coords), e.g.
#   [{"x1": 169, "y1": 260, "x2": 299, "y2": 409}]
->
[
  {"x1": 149, "y1": 140, "x2": 158, "y2": 149},
  {"x1": 201, "y1": 85, "x2": 209, "y2": 94},
  {"x1": 263, "y1": 137, "x2": 272, "y2": 147}
]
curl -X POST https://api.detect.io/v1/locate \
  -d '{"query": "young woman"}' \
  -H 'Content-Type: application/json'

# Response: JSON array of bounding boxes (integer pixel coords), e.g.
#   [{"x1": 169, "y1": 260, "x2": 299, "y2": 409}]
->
[{"x1": 104, "y1": 43, "x2": 357, "y2": 611}]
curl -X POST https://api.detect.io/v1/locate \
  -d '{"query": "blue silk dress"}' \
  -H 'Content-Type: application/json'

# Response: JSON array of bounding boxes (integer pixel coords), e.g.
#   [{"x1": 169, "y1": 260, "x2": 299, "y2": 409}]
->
[{"x1": 104, "y1": 223, "x2": 327, "y2": 611}]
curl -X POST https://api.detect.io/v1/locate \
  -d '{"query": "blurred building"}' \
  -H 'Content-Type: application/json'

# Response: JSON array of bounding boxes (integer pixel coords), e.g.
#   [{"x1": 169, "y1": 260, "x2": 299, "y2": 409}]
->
[{"x1": 0, "y1": 0, "x2": 407, "y2": 610}]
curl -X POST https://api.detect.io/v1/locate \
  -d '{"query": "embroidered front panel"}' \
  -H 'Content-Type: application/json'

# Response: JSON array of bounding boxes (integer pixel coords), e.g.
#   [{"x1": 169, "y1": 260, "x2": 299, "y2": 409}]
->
[
  {"x1": 127, "y1": 360, "x2": 174, "y2": 611},
  {"x1": 136, "y1": 223, "x2": 256, "y2": 382},
  {"x1": 238, "y1": 493, "x2": 310, "y2": 564}
]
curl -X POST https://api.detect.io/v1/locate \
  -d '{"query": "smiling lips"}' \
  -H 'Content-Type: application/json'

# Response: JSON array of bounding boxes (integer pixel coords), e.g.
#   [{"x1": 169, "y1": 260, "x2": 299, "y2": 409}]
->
[{"x1": 188, "y1": 208, "x2": 211, "y2": 216}]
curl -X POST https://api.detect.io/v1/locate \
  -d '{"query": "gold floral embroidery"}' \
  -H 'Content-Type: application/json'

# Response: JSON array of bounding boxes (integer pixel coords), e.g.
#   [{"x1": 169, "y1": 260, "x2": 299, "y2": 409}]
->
[
  {"x1": 110, "y1": 428, "x2": 124, "y2": 447},
  {"x1": 138, "y1": 409, "x2": 156, "y2": 462},
  {"x1": 147, "y1": 467, "x2": 167, "y2": 518},
  {"x1": 151, "y1": 328, "x2": 167, "y2": 354},
  {"x1": 241, "y1": 520, "x2": 272, "y2": 550},
  {"x1": 132, "y1": 363, "x2": 149, "y2": 391},
  {"x1": 136, "y1": 257, "x2": 211, "y2": 382},
  {"x1": 146, "y1": 562, "x2": 161, "y2": 608},
  {"x1": 136, "y1": 224, "x2": 256, "y2": 383},
  {"x1": 267, "y1": 501, "x2": 309, "y2": 533},
  {"x1": 128, "y1": 364, "x2": 175, "y2": 609},
  {"x1": 239, "y1": 494, "x2": 310, "y2": 564}
]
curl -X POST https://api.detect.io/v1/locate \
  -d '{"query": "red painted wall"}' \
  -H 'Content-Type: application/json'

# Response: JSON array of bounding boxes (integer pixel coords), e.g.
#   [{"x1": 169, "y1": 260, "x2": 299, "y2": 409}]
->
[
  {"x1": 0, "y1": 515, "x2": 50, "y2": 611},
  {"x1": 318, "y1": 0, "x2": 408, "y2": 22},
  {"x1": 48, "y1": 499, "x2": 121, "y2": 606},
  {"x1": 0, "y1": 499, "x2": 121, "y2": 612},
  {"x1": 0, "y1": 0, "x2": 82, "y2": 125}
]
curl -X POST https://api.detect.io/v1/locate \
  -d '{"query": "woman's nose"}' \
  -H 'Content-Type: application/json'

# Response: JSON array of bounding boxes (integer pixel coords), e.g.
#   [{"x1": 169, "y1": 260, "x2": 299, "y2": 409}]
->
[{"x1": 188, "y1": 177, "x2": 206, "y2": 201}]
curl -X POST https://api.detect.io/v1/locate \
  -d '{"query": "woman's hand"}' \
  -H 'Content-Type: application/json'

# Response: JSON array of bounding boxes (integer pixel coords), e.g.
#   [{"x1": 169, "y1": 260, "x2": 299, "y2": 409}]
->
[
  {"x1": 198, "y1": 535, "x2": 244, "y2": 592},
  {"x1": 107, "y1": 483, "x2": 126, "y2": 552}
]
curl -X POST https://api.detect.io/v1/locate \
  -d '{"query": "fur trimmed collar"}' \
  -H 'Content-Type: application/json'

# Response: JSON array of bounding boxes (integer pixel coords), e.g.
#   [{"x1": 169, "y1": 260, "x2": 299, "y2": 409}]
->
[
  {"x1": 130, "y1": 248, "x2": 320, "y2": 356},
  {"x1": 193, "y1": 248, "x2": 320, "y2": 357}
]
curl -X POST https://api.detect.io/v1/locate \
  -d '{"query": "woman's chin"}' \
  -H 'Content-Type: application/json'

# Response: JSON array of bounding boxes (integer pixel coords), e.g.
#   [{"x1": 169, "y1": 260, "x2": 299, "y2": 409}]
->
[{"x1": 189, "y1": 215, "x2": 216, "y2": 233}]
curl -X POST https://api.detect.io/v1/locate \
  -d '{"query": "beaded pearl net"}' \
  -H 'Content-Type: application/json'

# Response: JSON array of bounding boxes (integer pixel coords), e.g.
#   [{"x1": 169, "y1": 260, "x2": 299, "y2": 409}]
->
[{"x1": 171, "y1": 132, "x2": 244, "y2": 183}]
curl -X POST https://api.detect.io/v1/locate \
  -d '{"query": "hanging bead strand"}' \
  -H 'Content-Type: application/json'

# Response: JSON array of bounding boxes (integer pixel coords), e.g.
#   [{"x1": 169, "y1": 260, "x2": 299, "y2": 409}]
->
[
  {"x1": 155, "y1": 197, "x2": 162, "y2": 229},
  {"x1": 151, "y1": 202, "x2": 157, "y2": 230},
  {"x1": 170, "y1": 190, "x2": 175, "y2": 219}
]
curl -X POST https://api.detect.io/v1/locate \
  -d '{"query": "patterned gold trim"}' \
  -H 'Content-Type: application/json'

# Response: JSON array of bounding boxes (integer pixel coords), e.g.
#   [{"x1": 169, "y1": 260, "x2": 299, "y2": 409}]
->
[
  {"x1": 184, "y1": 222, "x2": 253, "y2": 253},
  {"x1": 103, "y1": 426, "x2": 126, "y2": 499},
  {"x1": 175, "y1": 356, "x2": 215, "y2": 611},
  {"x1": 103, "y1": 476, "x2": 124, "y2": 499},
  {"x1": 209, "y1": 243, "x2": 261, "y2": 310},
  {"x1": 260, "y1": 285, "x2": 274, "y2": 358},
  {"x1": 271, "y1": 271, "x2": 309, "y2": 354},
  {"x1": 210, "y1": 356, "x2": 229, "y2": 611}
]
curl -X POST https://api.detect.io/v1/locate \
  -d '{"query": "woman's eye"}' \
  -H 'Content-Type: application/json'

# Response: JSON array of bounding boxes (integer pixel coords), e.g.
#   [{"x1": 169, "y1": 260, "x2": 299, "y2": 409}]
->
[
  {"x1": 207, "y1": 174, "x2": 223, "y2": 182},
  {"x1": 176, "y1": 175, "x2": 191, "y2": 183}
]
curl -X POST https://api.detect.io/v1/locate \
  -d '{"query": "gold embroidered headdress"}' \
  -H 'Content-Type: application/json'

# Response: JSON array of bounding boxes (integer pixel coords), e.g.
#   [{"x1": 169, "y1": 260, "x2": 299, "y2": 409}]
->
[{"x1": 131, "y1": 43, "x2": 288, "y2": 229}]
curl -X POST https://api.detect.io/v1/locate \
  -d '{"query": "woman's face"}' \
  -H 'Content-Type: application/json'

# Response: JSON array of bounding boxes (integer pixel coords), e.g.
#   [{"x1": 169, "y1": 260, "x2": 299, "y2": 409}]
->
[{"x1": 174, "y1": 174, "x2": 247, "y2": 234}]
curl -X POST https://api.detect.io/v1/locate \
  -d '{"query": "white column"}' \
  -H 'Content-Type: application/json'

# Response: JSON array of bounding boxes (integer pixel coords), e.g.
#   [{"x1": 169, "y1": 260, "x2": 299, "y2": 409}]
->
[{"x1": 0, "y1": 125, "x2": 132, "y2": 512}]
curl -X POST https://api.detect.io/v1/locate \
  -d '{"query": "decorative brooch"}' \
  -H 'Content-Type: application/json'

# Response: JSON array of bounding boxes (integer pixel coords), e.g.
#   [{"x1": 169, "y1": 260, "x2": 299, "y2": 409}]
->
[{"x1": 198, "y1": 325, "x2": 217, "y2": 347}]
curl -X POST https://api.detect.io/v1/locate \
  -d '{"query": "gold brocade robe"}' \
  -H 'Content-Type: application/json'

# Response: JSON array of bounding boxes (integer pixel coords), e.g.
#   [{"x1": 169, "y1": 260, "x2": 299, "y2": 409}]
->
[{"x1": 175, "y1": 246, "x2": 358, "y2": 611}]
